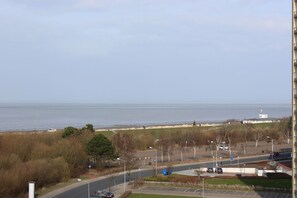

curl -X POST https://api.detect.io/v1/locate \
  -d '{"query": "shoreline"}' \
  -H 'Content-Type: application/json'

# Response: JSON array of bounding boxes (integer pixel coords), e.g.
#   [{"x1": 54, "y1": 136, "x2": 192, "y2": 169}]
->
[
  {"x1": 95, "y1": 122, "x2": 224, "y2": 132},
  {"x1": 0, "y1": 120, "x2": 224, "y2": 133},
  {"x1": 0, "y1": 117, "x2": 283, "y2": 134}
]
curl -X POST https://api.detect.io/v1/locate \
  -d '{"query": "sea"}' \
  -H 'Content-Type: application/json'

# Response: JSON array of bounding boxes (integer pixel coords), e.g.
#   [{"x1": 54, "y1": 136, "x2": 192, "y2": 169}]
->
[{"x1": 0, "y1": 103, "x2": 291, "y2": 132}]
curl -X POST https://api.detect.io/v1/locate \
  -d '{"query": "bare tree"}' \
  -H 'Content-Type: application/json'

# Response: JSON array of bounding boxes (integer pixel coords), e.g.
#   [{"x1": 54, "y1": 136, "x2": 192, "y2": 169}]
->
[
  {"x1": 112, "y1": 133, "x2": 136, "y2": 174},
  {"x1": 253, "y1": 129, "x2": 260, "y2": 148},
  {"x1": 278, "y1": 117, "x2": 292, "y2": 144},
  {"x1": 158, "y1": 133, "x2": 173, "y2": 163}
]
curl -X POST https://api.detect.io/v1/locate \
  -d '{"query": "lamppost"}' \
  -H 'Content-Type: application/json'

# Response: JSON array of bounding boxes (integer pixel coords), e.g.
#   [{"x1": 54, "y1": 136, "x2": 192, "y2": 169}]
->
[
  {"x1": 215, "y1": 148, "x2": 218, "y2": 167},
  {"x1": 209, "y1": 140, "x2": 218, "y2": 168},
  {"x1": 267, "y1": 136, "x2": 274, "y2": 161},
  {"x1": 229, "y1": 149, "x2": 232, "y2": 165},
  {"x1": 124, "y1": 160, "x2": 126, "y2": 192},
  {"x1": 202, "y1": 178, "x2": 205, "y2": 198},
  {"x1": 155, "y1": 148, "x2": 158, "y2": 176},
  {"x1": 154, "y1": 139, "x2": 159, "y2": 176},
  {"x1": 88, "y1": 164, "x2": 91, "y2": 198},
  {"x1": 117, "y1": 158, "x2": 126, "y2": 192}
]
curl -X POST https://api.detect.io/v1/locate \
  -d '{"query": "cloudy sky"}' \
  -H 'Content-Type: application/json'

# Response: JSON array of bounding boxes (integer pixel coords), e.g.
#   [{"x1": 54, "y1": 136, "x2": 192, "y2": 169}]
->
[{"x1": 0, "y1": 0, "x2": 291, "y2": 104}]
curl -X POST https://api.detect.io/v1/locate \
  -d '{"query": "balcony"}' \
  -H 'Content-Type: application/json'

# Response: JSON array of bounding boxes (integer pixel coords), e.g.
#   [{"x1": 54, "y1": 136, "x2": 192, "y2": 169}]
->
[
  {"x1": 295, "y1": 11, "x2": 297, "y2": 18},
  {"x1": 295, "y1": 43, "x2": 297, "y2": 50},
  {"x1": 295, "y1": 28, "x2": 297, "y2": 34},
  {"x1": 294, "y1": 59, "x2": 297, "y2": 66}
]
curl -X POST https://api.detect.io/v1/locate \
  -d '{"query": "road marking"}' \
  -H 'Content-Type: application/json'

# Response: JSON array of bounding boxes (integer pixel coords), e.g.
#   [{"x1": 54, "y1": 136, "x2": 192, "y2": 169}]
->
[
  {"x1": 274, "y1": 193, "x2": 279, "y2": 198},
  {"x1": 285, "y1": 194, "x2": 291, "y2": 198}
]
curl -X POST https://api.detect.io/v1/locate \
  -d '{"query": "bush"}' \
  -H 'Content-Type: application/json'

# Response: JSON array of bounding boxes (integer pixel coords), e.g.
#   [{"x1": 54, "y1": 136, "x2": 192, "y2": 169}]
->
[
  {"x1": 0, "y1": 157, "x2": 70, "y2": 197},
  {"x1": 54, "y1": 139, "x2": 88, "y2": 177},
  {"x1": 62, "y1": 126, "x2": 80, "y2": 138},
  {"x1": 0, "y1": 153, "x2": 21, "y2": 170}
]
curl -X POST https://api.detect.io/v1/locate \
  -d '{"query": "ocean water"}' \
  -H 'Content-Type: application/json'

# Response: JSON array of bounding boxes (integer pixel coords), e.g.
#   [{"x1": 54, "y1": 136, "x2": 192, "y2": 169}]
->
[{"x1": 0, "y1": 103, "x2": 291, "y2": 131}]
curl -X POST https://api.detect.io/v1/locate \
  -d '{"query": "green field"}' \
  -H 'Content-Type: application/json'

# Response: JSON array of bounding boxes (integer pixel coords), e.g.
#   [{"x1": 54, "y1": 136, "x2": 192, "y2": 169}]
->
[
  {"x1": 144, "y1": 175, "x2": 292, "y2": 189},
  {"x1": 205, "y1": 178, "x2": 291, "y2": 189},
  {"x1": 129, "y1": 194, "x2": 200, "y2": 198}
]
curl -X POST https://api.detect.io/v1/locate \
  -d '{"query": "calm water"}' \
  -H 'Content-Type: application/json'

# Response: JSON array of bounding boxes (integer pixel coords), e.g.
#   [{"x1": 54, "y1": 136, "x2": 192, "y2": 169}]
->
[{"x1": 0, "y1": 103, "x2": 291, "y2": 131}]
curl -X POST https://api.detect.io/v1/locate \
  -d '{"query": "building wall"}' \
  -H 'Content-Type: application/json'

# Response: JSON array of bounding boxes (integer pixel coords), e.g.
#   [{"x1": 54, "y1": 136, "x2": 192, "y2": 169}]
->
[{"x1": 293, "y1": 0, "x2": 296, "y2": 197}]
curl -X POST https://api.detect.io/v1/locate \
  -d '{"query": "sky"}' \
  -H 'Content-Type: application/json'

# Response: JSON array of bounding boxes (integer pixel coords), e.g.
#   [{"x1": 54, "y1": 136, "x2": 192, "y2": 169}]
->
[{"x1": 0, "y1": 0, "x2": 291, "y2": 104}]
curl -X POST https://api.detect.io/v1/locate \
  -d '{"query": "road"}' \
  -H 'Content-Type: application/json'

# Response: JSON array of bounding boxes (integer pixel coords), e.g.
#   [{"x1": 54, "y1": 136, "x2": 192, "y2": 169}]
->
[{"x1": 45, "y1": 155, "x2": 270, "y2": 198}]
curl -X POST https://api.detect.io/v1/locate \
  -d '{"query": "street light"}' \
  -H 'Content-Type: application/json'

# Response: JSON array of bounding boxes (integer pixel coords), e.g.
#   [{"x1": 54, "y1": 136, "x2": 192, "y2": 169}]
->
[
  {"x1": 154, "y1": 139, "x2": 159, "y2": 176},
  {"x1": 215, "y1": 149, "x2": 218, "y2": 167},
  {"x1": 155, "y1": 149, "x2": 158, "y2": 176},
  {"x1": 117, "y1": 158, "x2": 126, "y2": 192},
  {"x1": 267, "y1": 136, "x2": 274, "y2": 161},
  {"x1": 124, "y1": 160, "x2": 126, "y2": 192},
  {"x1": 88, "y1": 165, "x2": 91, "y2": 198},
  {"x1": 209, "y1": 140, "x2": 218, "y2": 168},
  {"x1": 202, "y1": 178, "x2": 205, "y2": 198}
]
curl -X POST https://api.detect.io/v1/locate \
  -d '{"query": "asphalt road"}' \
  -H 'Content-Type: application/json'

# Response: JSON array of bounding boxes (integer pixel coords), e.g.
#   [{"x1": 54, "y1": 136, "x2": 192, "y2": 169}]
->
[{"x1": 49, "y1": 155, "x2": 269, "y2": 198}]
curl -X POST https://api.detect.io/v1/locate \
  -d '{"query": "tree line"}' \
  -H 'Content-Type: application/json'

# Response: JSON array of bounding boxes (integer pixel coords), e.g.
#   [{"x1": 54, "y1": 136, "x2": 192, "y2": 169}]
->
[{"x1": 0, "y1": 118, "x2": 291, "y2": 197}]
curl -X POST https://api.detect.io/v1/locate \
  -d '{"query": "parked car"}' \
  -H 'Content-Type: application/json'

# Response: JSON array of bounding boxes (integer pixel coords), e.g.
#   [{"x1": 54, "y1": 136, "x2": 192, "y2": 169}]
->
[
  {"x1": 216, "y1": 167, "x2": 223, "y2": 174},
  {"x1": 93, "y1": 190, "x2": 105, "y2": 197},
  {"x1": 93, "y1": 190, "x2": 114, "y2": 198},
  {"x1": 218, "y1": 145, "x2": 229, "y2": 150},
  {"x1": 206, "y1": 167, "x2": 214, "y2": 173},
  {"x1": 104, "y1": 191, "x2": 114, "y2": 198}
]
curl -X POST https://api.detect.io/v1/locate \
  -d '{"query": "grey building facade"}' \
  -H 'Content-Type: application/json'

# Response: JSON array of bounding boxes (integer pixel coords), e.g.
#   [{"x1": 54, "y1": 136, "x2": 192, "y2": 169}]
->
[{"x1": 293, "y1": 0, "x2": 297, "y2": 197}]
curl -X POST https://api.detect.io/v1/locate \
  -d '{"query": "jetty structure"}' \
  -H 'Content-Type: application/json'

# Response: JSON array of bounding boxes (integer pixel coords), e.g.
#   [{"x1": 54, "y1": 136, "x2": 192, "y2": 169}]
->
[{"x1": 293, "y1": 0, "x2": 297, "y2": 196}]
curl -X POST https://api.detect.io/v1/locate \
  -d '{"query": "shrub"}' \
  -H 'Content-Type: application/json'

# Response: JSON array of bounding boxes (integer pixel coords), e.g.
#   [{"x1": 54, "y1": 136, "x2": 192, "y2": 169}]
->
[
  {"x1": 54, "y1": 139, "x2": 88, "y2": 177},
  {"x1": 62, "y1": 126, "x2": 80, "y2": 138}
]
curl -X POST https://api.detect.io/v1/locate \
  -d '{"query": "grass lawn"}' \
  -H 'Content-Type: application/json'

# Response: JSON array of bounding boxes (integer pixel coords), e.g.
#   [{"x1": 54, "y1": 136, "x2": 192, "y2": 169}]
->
[
  {"x1": 144, "y1": 175, "x2": 291, "y2": 189},
  {"x1": 129, "y1": 194, "x2": 200, "y2": 198},
  {"x1": 205, "y1": 178, "x2": 291, "y2": 189}
]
